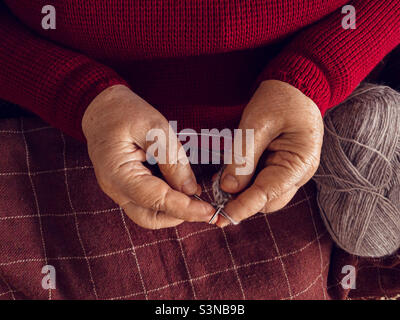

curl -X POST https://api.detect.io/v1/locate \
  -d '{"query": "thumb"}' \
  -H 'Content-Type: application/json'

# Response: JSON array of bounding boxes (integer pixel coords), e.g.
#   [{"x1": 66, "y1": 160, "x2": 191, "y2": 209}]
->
[
  {"x1": 220, "y1": 120, "x2": 280, "y2": 194},
  {"x1": 218, "y1": 161, "x2": 300, "y2": 227},
  {"x1": 220, "y1": 80, "x2": 287, "y2": 194},
  {"x1": 144, "y1": 121, "x2": 198, "y2": 195}
]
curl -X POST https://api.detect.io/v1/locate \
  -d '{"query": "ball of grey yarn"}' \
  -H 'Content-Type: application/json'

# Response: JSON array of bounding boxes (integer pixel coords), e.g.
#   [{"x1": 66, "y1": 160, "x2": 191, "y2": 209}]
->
[{"x1": 313, "y1": 83, "x2": 400, "y2": 258}]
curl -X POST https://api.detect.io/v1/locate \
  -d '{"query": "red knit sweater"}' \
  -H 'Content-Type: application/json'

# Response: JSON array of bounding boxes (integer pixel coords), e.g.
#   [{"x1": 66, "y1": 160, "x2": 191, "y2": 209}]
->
[{"x1": 0, "y1": 1, "x2": 399, "y2": 141}]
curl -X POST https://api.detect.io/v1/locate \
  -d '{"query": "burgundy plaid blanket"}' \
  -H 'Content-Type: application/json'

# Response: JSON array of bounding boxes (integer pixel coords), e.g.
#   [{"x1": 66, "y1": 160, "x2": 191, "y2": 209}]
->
[{"x1": 0, "y1": 116, "x2": 399, "y2": 300}]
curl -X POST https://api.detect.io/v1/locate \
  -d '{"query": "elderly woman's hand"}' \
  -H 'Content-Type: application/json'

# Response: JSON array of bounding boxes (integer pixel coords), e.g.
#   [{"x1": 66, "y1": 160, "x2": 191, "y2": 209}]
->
[
  {"x1": 82, "y1": 85, "x2": 215, "y2": 229},
  {"x1": 216, "y1": 80, "x2": 324, "y2": 227}
]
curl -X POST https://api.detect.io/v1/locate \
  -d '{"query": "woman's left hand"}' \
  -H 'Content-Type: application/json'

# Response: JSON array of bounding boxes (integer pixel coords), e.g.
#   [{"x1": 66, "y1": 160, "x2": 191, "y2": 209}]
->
[{"x1": 216, "y1": 80, "x2": 324, "y2": 227}]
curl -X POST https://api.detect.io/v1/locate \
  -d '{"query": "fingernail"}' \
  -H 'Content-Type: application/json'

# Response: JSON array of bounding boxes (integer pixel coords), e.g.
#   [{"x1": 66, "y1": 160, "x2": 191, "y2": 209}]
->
[
  {"x1": 201, "y1": 203, "x2": 216, "y2": 221},
  {"x1": 222, "y1": 174, "x2": 238, "y2": 190},
  {"x1": 182, "y1": 178, "x2": 197, "y2": 195}
]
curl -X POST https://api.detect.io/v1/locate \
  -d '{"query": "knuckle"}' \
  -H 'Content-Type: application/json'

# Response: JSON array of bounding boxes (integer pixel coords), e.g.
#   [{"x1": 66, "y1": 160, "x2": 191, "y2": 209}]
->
[
  {"x1": 268, "y1": 152, "x2": 300, "y2": 173},
  {"x1": 253, "y1": 178, "x2": 283, "y2": 203},
  {"x1": 270, "y1": 150, "x2": 319, "y2": 177},
  {"x1": 170, "y1": 208, "x2": 187, "y2": 221},
  {"x1": 155, "y1": 187, "x2": 171, "y2": 212},
  {"x1": 302, "y1": 151, "x2": 321, "y2": 175},
  {"x1": 252, "y1": 183, "x2": 269, "y2": 203},
  {"x1": 233, "y1": 197, "x2": 254, "y2": 222}
]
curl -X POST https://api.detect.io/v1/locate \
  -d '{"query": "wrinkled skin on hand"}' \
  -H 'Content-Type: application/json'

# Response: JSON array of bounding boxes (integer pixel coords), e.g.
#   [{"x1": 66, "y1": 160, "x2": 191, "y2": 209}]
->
[
  {"x1": 82, "y1": 85, "x2": 215, "y2": 230},
  {"x1": 216, "y1": 80, "x2": 324, "y2": 227},
  {"x1": 83, "y1": 80, "x2": 323, "y2": 230}
]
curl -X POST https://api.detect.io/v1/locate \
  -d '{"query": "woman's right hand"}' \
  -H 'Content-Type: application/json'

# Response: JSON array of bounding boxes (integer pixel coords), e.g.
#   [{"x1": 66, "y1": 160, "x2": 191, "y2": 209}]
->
[{"x1": 82, "y1": 85, "x2": 215, "y2": 229}]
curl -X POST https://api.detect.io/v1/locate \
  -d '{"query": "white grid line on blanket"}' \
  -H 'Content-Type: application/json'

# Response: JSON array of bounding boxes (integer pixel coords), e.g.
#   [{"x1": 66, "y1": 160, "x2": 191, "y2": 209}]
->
[
  {"x1": 202, "y1": 183, "x2": 246, "y2": 299},
  {"x1": 221, "y1": 228, "x2": 246, "y2": 299},
  {"x1": 0, "y1": 230, "x2": 328, "y2": 299},
  {"x1": 119, "y1": 208, "x2": 148, "y2": 300},
  {"x1": 134, "y1": 226, "x2": 218, "y2": 249},
  {"x1": 328, "y1": 265, "x2": 400, "y2": 299},
  {"x1": 265, "y1": 215, "x2": 293, "y2": 299},
  {"x1": 108, "y1": 231, "x2": 328, "y2": 300},
  {"x1": 353, "y1": 293, "x2": 400, "y2": 300},
  {"x1": 0, "y1": 166, "x2": 93, "y2": 177},
  {"x1": 0, "y1": 290, "x2": 17, "y2": 298},
  {"x1": 0, "y1": 272, "x2": 15, "y2": 300},
  {"x1": 61, "y1": 133, "x2": 98, "y2": 300},
  {"x1": 174, "y1": 227, "x2": 197, "y2": 299},
  {"x1": 0, "y1": 126, "x2": 53, "y2": 134},
  {"x1": 0, "y1": 121, "x2": 325, "y2": 300},
  {"x1": 377, "y1": 267, "x2": 389, "y2": 299},
  {"x1": 282, "y1": 261, "x2": 330, "y2": 300},
  {"x1": 303, "y1": 186, "x2": 327, "y2": 300},
  {"x1": 0, "y1": 190, "x2": 326, "y2": 296},
  {"x1": 326, "y1": 264, "x2": 390, "y2": 292},
  {"x1": 0, "y1": 205, "x2": 324, "y2": 267},
  {"x1": 0, "y1": 191, "x2": 310, "y2": 222},
  {"x1": 0, "y1": 248, "x2": 133, "y2": 266},
  {"x1": 0, "y1": 208, "x2": 120, "y2": 221},
  {"x1": 3, "y1": 117, "x2": 397, "y2": 300},
  {"x1": 20, "y1": 118, "x2": 51, "y2": 300}
]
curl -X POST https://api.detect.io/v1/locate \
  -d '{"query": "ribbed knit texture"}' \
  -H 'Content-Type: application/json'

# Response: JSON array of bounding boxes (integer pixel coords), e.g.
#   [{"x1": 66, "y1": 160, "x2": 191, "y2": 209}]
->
[{"x1": 0, "y1": 0, "x2": 399, "y2": 141}]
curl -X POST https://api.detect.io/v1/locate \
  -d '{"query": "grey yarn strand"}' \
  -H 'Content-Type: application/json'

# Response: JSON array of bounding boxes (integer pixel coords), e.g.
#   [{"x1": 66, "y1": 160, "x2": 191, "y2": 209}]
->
[
  {"x1": 204, "y1": 168, "x2": 238, "y2": 225},
  {"x1": 313, "y1": 83, "x2": 400, "y2": 258},
  {"x1": 211, "y1": 169, "x2": 232, "y2": 208}
]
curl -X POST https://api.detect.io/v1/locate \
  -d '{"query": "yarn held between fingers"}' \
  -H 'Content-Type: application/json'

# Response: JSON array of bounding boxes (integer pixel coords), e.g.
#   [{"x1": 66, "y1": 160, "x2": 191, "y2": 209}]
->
[
  {"x1": 208, "y1": 169, "x2": 239, "y2": 225},
  {"x1": 193, "y1": 168, "x2": 239, "y2": 226}
]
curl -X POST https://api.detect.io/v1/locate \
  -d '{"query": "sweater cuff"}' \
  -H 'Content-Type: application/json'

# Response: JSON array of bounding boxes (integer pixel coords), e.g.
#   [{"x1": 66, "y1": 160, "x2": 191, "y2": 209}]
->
[
  {"x1": 71, "y1": 69, "x2": 129, "y2": 143},
  {"x1": 257, "y1": 52, "x2": 331, "y2": 116},
  {"x1": 41, "y1": 58, "x2": 130, "y2": 143}
]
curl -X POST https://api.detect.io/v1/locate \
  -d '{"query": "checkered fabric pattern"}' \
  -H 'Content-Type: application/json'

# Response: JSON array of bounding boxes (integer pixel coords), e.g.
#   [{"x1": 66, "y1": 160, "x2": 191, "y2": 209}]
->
[{"x1": 0, "y1": 116, "x2": 398, "y2": 300}]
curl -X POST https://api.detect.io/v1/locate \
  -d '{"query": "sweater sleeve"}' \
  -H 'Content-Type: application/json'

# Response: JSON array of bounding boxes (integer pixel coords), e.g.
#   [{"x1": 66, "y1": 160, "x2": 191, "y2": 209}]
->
[
  {"x1": 0, "y1": 2, "x2": 128, "y2": 141},
  {"x1": 259, "y1": 0, "x2": 400, "y2": 115}
]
